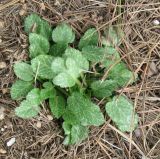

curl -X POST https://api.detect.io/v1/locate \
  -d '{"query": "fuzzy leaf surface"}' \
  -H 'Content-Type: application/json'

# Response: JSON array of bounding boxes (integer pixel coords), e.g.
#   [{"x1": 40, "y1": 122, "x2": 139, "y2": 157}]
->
[
  {"x1": 31, "y1": 55, "x2": 54, "y2": 79},
  {"x1": 63, "y1": 122, "x2": 88, "y2": 145},
  {"x1": 78, "y1": 28, "x2": 98, "y2": 50},
  {"x1": 52, "y1": 23, "x2": 75, "y2": 44},
  {"x1": 49, "y1": 43, "x2": 67, "y2": 56},
  {"x1": 52, "y1": 57, "x2": 85, "y2": 88},
  {"x1": 26, "y1": 88, "x2": 41, "y2": 105},
  {"x1": 14, "y1": 62, "x2": 34, "y2": 81},
  {"x1": 105, "y1": 95, "x2": 138, "y2": 132},
  {"x1": 15, "y1": 100, "x2": 40, "y2": 119},
  {"x1": 104, "y1": 62, "x2": 136, "y2": 87},
  {"x1": 91, "y1": 80, "x2": 118, "y2": 98},
  {"x1": 24, "y1": 14, "x2": 41, "y2": 33},
  {"x1": 63, "y1": 92, "x2": 105, "y2": 126},
  {"x1": 29, "y1": 33, "x2": 50, "y2": 58},
  {"x1": 24, "y1": 14, "x2": 52, "y2": 39},
  {"x1": 49, "y1": 96, "x2": 66, "y2": 119},
  {"x1": 11, "y1": 80, "x2": 33, "y2": 100},
  {"x1": 40, "y1": 82, "x2": 56, "y2": 100},
  {"x1": 64, "y1": 47, "x2": 89, "y2": 71}
]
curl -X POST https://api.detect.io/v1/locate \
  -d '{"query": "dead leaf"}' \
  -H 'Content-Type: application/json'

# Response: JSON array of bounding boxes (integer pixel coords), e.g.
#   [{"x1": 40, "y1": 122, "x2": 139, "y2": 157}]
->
[{"x1": 147, "y1": 62, "x2": 158, "y2": 77}]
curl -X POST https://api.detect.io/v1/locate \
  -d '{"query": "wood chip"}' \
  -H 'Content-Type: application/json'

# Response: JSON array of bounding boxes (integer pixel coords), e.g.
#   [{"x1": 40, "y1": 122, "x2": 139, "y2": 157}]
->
[
  {"x1": 0, "y1": 62, "x2": 7, "y2": 69},
  {"x1": 0, "y1": 148, "x2": 7, "y2": 154}
]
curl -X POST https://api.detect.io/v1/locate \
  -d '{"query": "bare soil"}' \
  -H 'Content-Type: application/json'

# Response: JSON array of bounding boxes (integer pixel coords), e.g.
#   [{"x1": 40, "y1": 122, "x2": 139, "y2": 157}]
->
[{"x1": 0, "y1": 0, "x2": 160, "y2": 159}]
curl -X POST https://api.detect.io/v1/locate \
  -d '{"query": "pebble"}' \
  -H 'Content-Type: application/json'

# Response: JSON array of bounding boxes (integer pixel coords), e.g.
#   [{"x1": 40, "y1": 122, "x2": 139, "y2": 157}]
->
[
  {"x1": 6, "y1": 137, "x2": 16, "y2": 147},
  {"x1": 1, "y1": 128, "x2": 4, "y2": 132},
  {"x1": 47, "y1": 115, "x2": 53, "y2": 121},
  {"x1": 0, "y1": 20, "x2": 4, "y2": 29},
  {"x1": 36, "y1": 121, "x2": 42, "y2": 128},
  {"x1": 0, "y1": 62, "x2": 7, "y2": 69},
  {"x1": 0, "y1": 148, "x2": 7, "y2": 154},
  {"x1": 0, "y1": 107, "x2": 5, "y2": 120},
  {"x1": 153, "y1": 19, "x2": 160, "y2": 25}
]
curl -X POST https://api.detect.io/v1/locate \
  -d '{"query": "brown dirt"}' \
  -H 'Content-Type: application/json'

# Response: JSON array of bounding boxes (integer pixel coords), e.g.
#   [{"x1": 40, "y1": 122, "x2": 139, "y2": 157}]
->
[{"x1": 0, "y1": 0, "x2": 160, "y2": 159}]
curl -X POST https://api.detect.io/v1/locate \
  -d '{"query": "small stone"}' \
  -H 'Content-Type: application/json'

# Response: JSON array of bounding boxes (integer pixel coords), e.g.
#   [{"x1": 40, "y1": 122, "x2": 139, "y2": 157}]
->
[
  {"x1": 1, "y1": 128, "x2": 4, "y2": 132},
  {"x1": 0, "y1": 107, "x2": 5, "y2": 120},
  {"x1": 0, "y1": 39, "x2": 2, "y2": 43},
  {"x1": 6, "y1": 137, "x2": 16, "y2": 147},
  {"x1": 4, "y1": 125, "x2": 8, "y2": 129},
  {"x1": 153, "y1": 19, "x2": 160, "y2": 25},
  {"x1": 2, "y1": 88, "x2": 8, "y2": 94},
  {"x1": 40, "y1": 3, "x2": 45, "y2": 10},
  {"x1": 20, "y1": 0, "x2": 25, "y2": 3},
  {"x1": 47, "y1": 115, "x2": 53, "y2": 121},
  {"x1": 134, "y1": 129, "x2": 141, "y2": 137},
  {"x1": 19, "y1": 9, "x2": 26, "y2": 16},
  {"x1": 54, "y1": 0, "x2": 60, "y2": 6},
  {"x1": 36, "y1": 121, "x2": 42, "y2": 128},
  {"x1": 0, "y1": 148, "x2": 7, "y2": 154},
  {"x1": 0, "y1": 62, "x2": 7, "y2": 69},
  {"x1": 0, "y1": 20, "x2": 5, "y2": 29}
]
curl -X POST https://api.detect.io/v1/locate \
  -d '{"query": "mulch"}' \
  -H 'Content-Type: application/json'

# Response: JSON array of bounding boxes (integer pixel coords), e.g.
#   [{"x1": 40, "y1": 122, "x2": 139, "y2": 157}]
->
[{"x1": 0, "y1": 0, "x2": 160, "y2": 159}]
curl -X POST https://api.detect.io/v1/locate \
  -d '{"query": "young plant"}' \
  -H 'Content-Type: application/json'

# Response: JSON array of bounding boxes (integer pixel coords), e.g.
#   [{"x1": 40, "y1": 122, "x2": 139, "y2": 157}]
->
[{"x1": 11, "y1": 14, "x2": 138, "y2": 145}]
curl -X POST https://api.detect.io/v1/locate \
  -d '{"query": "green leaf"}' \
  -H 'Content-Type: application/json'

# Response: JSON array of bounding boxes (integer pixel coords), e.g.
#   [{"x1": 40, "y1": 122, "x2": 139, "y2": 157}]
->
[
  {"x1": 104, "y1": 26, "x2": 124, "y2": 46},
  {"x1": 40, "y1": 82, "x2": 56, "y2": 101},
  {"x1": 91, "y1": 80, "x2": 118, "y2": 98},
  {"x1": 82, "y1": 46, "x2": 120, "y2": 63},
  {"x1": 82, "y1": 46, "x2": 106, "y2": 62},
  {"x1": 63, "y1": 92, "x2": 105, "y2": 126},
  {"x1": 49, "y1": 96, "x2": 66, "y2": 119},
  {"x1": 62, "y1": 122, "x2": 88, "y2": 145},
  {"x1": 51, "y1": 57, "x2": 65, "y2": 74},
  {"x1": 105, "y1": 95, "x2": 138, "y2": 132},
  {"x1": 63, "y1": 122, "x2": 72, "y2": 135},
  {"x1": 49, "y1": 43, "x2": 67, "y2": 57},
  {"x1": 14, "y1": 62, "x2": 34, "y2": 81},
  {"x1": 24, "y1": 14, "x2": 52, "y2": 40},
  {"x1": 39, "y1": 20, "x2": 52, "y2": 40},
  {"x1": 78, "y1": 28, "x2": 98, "y2": 50},
  {"x1": 70, "y1": 124, "x2": 88, "y2": 144},
  {"x1": 15, "y1": 100, "x2": 40, "y2": 119},
  {"x1": 52, "y1": 23, "x2": 75, "y2": 44},
  {"x1": 11, "y1": 80, "x2": 33, "y2": 100},
  {"x1": 26, "y1": 88, "x2": 41, "y2": 105},
  {"x1": 31, "y1": 55, "x2": 55, "y2": 79},
  {"x1": 64, "y1": 47, "x2": 89, "y2": 71},
  {"x1": 53, "y1": 72, "x2": 76, "y2": 88},
  {"x1": 24, "y1": 14, "x2": 41, "y2": 33},
  {"x1": 52, "y1": 57, "x2": 82, "y2": 88},
  {"x1": 104, "y1": 62, "x2": 137, "y2": 87},
  {"x1": 29, "y1": 33, "x2": 50, "y2": 58}
]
